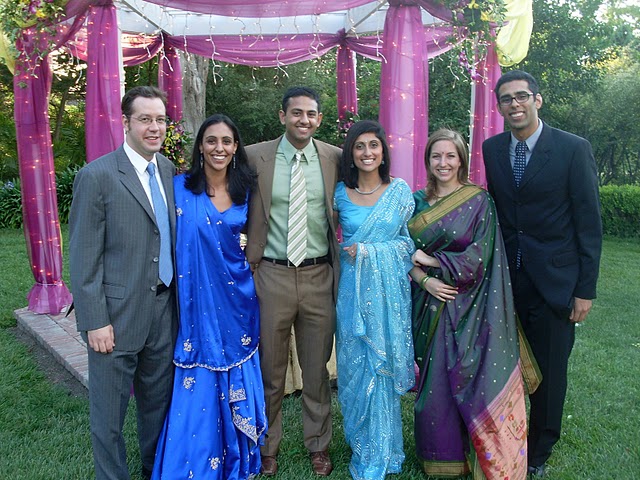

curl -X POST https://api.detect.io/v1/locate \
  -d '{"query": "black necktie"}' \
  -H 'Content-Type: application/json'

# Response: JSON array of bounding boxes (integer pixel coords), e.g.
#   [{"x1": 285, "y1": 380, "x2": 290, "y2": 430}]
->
[{"x1": 514, "y1": 141, "x2": 527, "y2": 187}]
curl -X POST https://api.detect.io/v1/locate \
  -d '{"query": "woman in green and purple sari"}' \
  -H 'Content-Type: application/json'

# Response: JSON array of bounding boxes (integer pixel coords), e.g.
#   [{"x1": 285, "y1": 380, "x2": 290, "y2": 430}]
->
[{"x1": 409, "y1": 129, "x2": 538, "y2": 480}]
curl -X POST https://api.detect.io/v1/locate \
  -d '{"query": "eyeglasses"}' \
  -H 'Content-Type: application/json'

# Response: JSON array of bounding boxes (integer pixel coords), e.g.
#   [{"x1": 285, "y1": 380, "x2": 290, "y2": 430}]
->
[
  {"x1": 129, "y1": 116, "x2": 167, "y2": 126},
  {"x1": 498, "y1": 92, "x2": 535, "y2": 106}
]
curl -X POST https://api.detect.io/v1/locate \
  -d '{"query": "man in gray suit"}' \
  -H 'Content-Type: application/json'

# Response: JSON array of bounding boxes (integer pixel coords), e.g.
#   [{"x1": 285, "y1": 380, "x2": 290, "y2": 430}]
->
[
  {"x1": 245, "y1": 86, "x2": 341, "y2": 477},
  {"x1": 69, "y1": 86, "x2": 178, "y2": 480}
]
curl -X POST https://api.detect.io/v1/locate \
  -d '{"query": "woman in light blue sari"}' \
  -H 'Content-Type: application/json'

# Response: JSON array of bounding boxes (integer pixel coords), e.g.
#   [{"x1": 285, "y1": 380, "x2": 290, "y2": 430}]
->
[
  {"x1": 152, "y1": 114, "x2": 266, "y2": 479},
  {"x1": 334, "y1": 120, "x2": 415, "y2": 480}
]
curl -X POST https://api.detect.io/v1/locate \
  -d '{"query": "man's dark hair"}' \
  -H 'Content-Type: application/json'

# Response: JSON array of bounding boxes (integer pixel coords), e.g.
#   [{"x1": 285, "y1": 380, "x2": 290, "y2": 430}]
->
[
  {"x1": 340, "y1": 120, "x2": 391, "y2": 189},
  {"x1": 281, "y1": 86, "x2": 321, "y2": 113},
  {"x1": 121, "y1": 86, "x2": 167, "y2": 117},
  {"x1": 494, "y1": 70, "x2": 540, "y2": 102}
]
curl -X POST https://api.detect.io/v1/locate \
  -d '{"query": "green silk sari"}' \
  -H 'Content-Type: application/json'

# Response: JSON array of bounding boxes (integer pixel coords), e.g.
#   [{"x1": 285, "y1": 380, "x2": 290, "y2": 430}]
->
[{"x1": 409, "y1": 185, "x2": 539, "y2": 479}]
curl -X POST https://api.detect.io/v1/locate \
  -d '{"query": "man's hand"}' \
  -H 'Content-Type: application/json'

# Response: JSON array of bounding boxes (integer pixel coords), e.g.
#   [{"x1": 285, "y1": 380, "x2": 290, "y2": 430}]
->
[
  {"x1": 569, "y1": 297, "x2": 592, "y2": 324},
  {"x1": 87, "y1": 325, "x2": 115, "y2": 353}
]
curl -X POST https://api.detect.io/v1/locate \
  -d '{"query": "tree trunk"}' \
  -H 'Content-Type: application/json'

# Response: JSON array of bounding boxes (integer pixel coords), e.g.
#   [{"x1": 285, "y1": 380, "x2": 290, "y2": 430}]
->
[
  {"x1": 52, "y1": 88, "x2": 69, "y2": 143},
  {"x1": 180, "y1": 52, "x2": 209, "y2": 139}
]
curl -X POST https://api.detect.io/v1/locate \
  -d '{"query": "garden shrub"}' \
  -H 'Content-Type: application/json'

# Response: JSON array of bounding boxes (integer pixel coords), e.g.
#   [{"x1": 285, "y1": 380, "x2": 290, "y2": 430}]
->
[
  {"x1": 0, "y1": 179, "x2": 22, "y2": 228},
  {"x1": 56, "y1": 165, "x2": 80, "y2": 224},
  {"x1": 0, "y1": 165, "x2": 79, "y2": 228},
  {"x1": 599, "y1": 185, "x2": 640, "y2": 238},
  {"x1": 2, "y1": 170, "x2": 639, "y2": 237}
]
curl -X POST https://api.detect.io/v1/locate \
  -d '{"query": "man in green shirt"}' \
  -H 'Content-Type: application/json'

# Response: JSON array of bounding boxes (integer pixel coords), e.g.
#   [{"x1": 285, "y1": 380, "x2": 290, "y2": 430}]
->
[{"x1": 245, "y1": 86, "x2": 341, "y2": 477}]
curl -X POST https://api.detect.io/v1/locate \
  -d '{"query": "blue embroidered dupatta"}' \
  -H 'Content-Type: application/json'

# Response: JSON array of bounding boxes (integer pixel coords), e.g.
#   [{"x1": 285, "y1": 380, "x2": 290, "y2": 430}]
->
[{"x1": 335, "y1": 178, "x2": 415, "y2": 480}]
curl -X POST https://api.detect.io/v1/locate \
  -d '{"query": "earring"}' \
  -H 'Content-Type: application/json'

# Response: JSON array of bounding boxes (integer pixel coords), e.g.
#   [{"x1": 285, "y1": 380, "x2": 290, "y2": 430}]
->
[
  {"x1": 200, "y1": 153, "x2": 204, "y2": 169},
  {"x1": 232, "y1": 154, "x2": 237, "y2": 169},
  {"x1": 350, "y1": 163, "x2": 355, "y2": 169},
  {"x1": 381, "y1": 160, "x2": 385, "y2": 165}
]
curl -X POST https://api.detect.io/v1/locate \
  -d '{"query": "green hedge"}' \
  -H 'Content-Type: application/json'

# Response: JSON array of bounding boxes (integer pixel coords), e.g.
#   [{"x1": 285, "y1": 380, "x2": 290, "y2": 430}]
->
[
  {"x1": 0, "y1": 179, "x2": 22, "y2": 228},
  {"x1": 599, "y1": 185, "x2": 640, "y2": 238},
  {"x1": 55, "y1": 165, "x2": 80, "y2": 224},
  {"x1": 0, "y1": 166, "x2": 79, "y2": 229},
  {"x1": 1, "y1": 171, "x2": 640, "y2": 238}
]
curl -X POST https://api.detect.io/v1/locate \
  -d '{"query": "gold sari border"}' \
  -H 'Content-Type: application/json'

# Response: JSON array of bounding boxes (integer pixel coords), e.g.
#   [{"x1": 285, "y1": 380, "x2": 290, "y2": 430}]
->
[
  {"x1": 421, "y1": 459, "x2": 470, "y2": 477},
  {"x1": 408, "y1": 185, "x2": 484, "y2": 235},
  {"x1": 517, "y1": 317, "x2": 543, "y2": 394}
]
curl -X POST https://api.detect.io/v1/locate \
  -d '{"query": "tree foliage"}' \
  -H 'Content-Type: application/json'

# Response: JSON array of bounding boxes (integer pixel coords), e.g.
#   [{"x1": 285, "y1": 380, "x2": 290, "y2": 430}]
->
[
  {"x1": 205, "y1": 55, "x2": 341, "y2": 146},
  {"x1": 0, "y1": 0, "x2": 638, "y2": 185},
  {"x1": 515, "y1": 0, "x2": 639, "y2": 184}
]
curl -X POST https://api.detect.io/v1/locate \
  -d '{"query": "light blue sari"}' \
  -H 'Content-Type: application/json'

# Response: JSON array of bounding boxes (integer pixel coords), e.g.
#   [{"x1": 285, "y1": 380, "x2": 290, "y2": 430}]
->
[{"x1": 334, "y1": 178, "x2": 415, "y2": 480}]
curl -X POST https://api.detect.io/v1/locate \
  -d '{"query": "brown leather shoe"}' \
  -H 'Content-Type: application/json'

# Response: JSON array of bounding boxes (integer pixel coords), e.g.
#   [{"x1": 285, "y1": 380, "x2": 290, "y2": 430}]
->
[
  {"x1": 261, "y1": 455, "x2": 278, "y2": 476},
  {"x1": 310, "y1": 451, "x2": 333, "y2": 476}
]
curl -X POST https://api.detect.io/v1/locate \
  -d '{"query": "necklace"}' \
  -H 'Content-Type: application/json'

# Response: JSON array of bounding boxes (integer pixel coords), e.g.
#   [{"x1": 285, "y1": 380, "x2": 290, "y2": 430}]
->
[
  {"x1": 434, "y1": 184, "x2": 463, "y2": 199},
  {"x1": 355, "y1": 181, "x2": 383, "y2": 195}
]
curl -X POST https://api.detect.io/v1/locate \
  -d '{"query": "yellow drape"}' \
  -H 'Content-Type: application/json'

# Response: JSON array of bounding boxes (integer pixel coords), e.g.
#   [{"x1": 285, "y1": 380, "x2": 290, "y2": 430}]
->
[
  {"x1": 0, "y1": 30, "x2": 16, "y2": 74},
  {"x1": 496, "y1": 0, "x2": 534, "y2": 66}
]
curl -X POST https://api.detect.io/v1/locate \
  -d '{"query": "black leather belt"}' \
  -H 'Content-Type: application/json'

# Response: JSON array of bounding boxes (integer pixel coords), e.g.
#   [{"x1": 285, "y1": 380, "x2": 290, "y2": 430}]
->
[
  {"x1": 262, "y1": 256, "x2": 329, "y2": 268},
  {"x1": 156, "y1": 281, "x2": 173, "y2": 295}
]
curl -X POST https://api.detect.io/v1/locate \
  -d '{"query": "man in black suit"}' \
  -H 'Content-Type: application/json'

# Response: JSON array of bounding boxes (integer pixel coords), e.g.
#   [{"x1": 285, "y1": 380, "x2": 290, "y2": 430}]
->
[{"x1": 482, "y1": 70, "x2": 602, "y2": 477}]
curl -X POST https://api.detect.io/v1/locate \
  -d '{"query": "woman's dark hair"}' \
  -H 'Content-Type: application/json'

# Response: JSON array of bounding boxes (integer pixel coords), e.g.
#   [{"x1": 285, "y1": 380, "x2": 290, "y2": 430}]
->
[
  {"x1": 339, "y1": 120, "x2": 391, "y2": 189},
  {"x1": 184, "y1": 114, "x2": 256, "y2": 204},
  {"x1": 424, "y1": 129, "x2": 472, "y2": 201}
]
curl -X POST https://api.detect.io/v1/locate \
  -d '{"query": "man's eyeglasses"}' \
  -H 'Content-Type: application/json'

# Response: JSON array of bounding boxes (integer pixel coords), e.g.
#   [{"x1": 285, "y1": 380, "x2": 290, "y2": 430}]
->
[
  {"x1": 498, "y1": 92, "x2": 535, "y2": 106},
  {"x1": 129, "y1": 116, "x2": 167, "y2": 126}
]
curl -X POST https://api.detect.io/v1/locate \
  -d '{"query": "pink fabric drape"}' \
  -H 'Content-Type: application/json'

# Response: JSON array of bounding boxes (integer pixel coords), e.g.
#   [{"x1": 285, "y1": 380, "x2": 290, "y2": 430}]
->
[
  {"x1": 336, "y1": 40, "x2": 358, "y2": 120},
  {"x1": 164, "y1": 34, "x2": 340, "y2": 67},
  {"x1": 13, "y1": 8, "x2": 90, "y2": 313},
  {"x1": 415, "y1": 0, "x2": 456, "y2": 21},
  {"x1": 469, "y1": 44, "x2": 503, "y2": 187},
  {"x1": 13, "y1": 0, "x2": 501, "y2": 314},
  {"x1": 158, "y1": 42, "x2": 183, "y2": 122},
  {"x1": 85, "y1": 1, "x2": 123, "y2": 163},
  {"x1": 14, "y1": 54, "x2": 67, "y2": 313},
  {"x1": 67, "y1": 32, "x2": 162, "y2": 66},
  {"x1": 379, "y1": 0, "x2": 429, "y2": 191}
]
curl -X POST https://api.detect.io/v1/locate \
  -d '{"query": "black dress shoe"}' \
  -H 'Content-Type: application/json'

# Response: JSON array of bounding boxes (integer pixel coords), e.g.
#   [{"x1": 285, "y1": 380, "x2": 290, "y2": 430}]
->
[
  {"x1": 527, "y1": 464, "x2": 546, "y2": 478},
  {"x1": 141, "y1": 466, "x2": 152, "y2": 480}
]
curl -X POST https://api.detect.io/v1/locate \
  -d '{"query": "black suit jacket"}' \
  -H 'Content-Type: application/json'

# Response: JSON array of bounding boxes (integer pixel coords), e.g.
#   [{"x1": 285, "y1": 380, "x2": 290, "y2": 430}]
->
[{"x1": 482, "y1": 123, "x2": 602, "y2": 309}]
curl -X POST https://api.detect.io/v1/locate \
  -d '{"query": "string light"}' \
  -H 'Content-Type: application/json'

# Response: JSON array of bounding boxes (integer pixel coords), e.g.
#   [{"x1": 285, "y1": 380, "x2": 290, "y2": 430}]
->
[{"x1": 14, "y1": 2, "x2": 503, "y2": 313}]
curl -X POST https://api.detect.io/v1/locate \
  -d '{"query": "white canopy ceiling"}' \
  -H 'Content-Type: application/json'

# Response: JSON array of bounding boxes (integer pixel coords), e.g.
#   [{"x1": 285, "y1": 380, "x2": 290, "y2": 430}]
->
[{"x1": 114, "y1": 0, "x2": 441, "y2": 37}]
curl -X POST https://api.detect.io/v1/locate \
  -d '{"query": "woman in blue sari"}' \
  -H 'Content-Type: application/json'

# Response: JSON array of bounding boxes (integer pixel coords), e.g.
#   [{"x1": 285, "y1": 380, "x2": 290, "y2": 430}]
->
[
  {"x1": 152, "y1": 114, "x2": 267, "y2": 479},
  {"x1": 334, "y1": 120, "x2": 415, "y2": 480}
]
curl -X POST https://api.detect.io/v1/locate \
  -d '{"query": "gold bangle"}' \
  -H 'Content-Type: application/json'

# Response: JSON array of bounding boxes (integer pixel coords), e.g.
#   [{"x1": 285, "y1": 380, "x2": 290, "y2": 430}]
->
[{"x1": 420, "y1": 275, "x2": 430, "y2": 290}]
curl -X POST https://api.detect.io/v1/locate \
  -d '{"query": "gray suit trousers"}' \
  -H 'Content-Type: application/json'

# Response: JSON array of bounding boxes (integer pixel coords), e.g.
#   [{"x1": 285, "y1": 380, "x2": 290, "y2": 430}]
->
[{"x1": 88, "y1": 289, "x2": 176, "y2": 480}]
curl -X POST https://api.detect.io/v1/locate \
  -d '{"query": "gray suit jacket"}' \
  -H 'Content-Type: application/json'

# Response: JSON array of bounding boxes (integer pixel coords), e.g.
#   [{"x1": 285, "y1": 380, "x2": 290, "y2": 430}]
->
[
  {"x1": 69, "y1": 145, "x2": 177, "y2": 351},
  {"x1": 245, "y1": 136, "x2": 341, "y2": 295}
]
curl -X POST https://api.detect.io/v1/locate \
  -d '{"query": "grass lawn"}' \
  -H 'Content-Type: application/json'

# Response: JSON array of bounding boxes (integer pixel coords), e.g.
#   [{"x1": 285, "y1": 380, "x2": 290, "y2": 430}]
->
[{"x1": 0, "y1": 226, "x2": 638, "y2": 479}]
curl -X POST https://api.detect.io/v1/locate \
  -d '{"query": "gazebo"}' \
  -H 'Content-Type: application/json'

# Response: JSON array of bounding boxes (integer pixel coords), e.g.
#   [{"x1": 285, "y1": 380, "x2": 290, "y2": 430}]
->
[{"x1": 3, "y1": 0, "x2": 532, "y2": 315}]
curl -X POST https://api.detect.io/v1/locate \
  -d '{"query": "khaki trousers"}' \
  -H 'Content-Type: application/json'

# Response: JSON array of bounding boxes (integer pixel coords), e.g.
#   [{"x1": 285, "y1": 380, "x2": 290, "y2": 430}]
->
[{"x1": 254, "y1": 260, "x2": 335, "y2": 456}]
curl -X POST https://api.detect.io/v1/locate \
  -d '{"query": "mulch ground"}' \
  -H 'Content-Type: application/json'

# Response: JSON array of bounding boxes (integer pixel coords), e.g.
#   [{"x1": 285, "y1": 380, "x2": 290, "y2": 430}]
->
[{"x1": 10, "y1": 326, "x2": 88, "y2": 399}]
